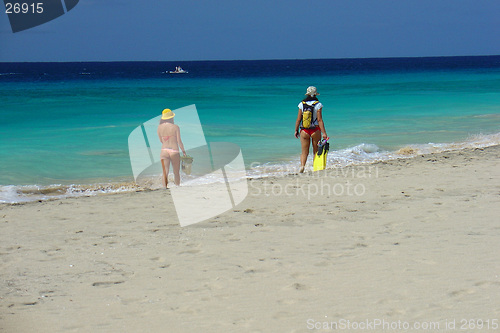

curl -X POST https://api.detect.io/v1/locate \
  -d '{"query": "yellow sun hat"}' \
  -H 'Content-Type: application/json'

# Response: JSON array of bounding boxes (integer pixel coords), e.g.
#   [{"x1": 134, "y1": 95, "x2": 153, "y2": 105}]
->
[{"x1": 161, "y1": 109, "x2": 175, "y2": 120}]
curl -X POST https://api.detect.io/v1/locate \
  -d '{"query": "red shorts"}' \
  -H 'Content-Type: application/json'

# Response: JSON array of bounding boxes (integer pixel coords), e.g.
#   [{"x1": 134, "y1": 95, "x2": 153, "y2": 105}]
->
[{"x1": 301, "y1": 127, "x2": 320, "y2": 136}]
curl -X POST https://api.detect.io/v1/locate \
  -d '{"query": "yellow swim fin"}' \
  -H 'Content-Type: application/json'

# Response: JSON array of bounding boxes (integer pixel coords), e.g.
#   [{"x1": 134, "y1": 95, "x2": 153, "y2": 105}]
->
[{"x1": 313, "y1": 139, "x2": 329, "y2": 171}]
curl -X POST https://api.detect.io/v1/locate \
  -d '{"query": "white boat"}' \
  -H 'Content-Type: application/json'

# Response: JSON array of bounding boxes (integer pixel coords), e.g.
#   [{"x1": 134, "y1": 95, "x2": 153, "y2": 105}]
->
[{"x1": 168, "y1": 66, "x2": 188, "y2": 74}]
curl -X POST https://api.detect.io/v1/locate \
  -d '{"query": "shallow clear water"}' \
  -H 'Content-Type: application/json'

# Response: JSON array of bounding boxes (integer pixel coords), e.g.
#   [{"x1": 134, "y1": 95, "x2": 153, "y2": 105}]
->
[{"x1": 1, "y1": 57, "x2": 499, "y2": 202}]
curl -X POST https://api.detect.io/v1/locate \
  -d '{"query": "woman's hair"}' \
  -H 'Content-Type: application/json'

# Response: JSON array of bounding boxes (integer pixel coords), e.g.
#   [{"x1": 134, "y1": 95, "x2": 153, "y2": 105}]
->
[
  {"x1": 159, "y1": 118, "x2": 174, "y2": 124},
  {"x1": 302, "y1": 95, "x2": 319, "y2": 102}
]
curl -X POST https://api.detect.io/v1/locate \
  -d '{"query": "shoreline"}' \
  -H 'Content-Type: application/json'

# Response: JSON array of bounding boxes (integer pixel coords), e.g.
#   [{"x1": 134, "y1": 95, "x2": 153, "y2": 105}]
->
[
  {"x1": 2, "y1": 132, "x2": 499, "y2": 205},
  {"x1": 1, "y1": 144, "x2": 499, "y2": 332}
]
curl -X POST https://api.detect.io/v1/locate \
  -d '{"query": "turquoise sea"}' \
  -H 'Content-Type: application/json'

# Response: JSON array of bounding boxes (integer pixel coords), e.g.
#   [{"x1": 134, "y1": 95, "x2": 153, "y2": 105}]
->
[{"x1": 1, "y1": 57, "x2": 499, "y2": 202}]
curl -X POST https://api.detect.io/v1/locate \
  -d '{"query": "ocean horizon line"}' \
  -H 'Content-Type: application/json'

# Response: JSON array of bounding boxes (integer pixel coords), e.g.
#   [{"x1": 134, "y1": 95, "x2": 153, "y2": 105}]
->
[{"x1": 1, "y1": 54, "x2": 499, "y2": 64}]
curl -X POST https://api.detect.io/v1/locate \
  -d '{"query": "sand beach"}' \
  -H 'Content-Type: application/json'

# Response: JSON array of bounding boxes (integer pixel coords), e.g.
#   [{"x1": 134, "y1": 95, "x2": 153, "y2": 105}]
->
[{"x1": 1, "y1": 146, "x2": 499, "y2": 332}]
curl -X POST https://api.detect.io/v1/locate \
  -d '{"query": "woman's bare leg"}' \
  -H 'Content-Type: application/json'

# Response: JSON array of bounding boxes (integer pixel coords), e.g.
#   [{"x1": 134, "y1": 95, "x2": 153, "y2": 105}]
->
[
  {"x1": 300, "y1": 130, "x2": 311, "y2": 172},
  {"x1": 161, "y1": 159, "x2": 167, "y2": 188},
  {"x1": 170, "y1": 152, "x2": 181, "y2": 185},
  {"x1": 161, "y1": 158, "x2": 171, "y2": 188},
  {"x1": 311, "y1": 130, "x2": 321, "y2": 155}
]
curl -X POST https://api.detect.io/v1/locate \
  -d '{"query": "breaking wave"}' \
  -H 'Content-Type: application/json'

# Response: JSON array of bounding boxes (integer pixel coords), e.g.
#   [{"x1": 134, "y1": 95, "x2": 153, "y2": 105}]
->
[{"x1": 1, "y1": 132, "x2": 499, "y2": 204}]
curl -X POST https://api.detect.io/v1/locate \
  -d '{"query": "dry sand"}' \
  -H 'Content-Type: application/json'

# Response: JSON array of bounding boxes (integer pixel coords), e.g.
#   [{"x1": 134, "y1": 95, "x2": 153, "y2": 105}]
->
[{"x1": 1, "y1": 146, "x2": 499, "y2": 332}]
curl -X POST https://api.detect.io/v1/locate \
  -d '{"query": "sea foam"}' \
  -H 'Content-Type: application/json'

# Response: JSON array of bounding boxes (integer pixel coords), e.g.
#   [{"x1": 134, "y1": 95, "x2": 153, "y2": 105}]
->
[{"x1": 1, "y1": 132, "x2": 499, "y2": 204}]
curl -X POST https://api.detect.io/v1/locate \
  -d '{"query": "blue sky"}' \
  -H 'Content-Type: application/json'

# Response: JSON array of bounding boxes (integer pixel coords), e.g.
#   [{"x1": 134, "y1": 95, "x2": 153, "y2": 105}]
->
[{"x1": 1, "y1": 0, "x2": 499, "y2": 62}]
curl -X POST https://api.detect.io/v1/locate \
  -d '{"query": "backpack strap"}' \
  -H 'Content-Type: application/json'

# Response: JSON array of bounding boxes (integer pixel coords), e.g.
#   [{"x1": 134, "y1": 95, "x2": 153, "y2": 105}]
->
[
  {"x1": 308, "y1": 101, "x2": 319, "y2": 124},
  {"x1": 301, "y1": 100, "x2": 318, "y2": 109}
]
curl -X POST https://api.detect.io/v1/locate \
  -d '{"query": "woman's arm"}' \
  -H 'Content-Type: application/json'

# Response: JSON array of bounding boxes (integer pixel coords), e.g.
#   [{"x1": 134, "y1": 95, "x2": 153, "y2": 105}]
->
[
  {"x1": 176, "y1": 126, "x2": 186, "y2": 156},
  {"x1": 157, "y1": 126, "x2": 163, "y2": 143},
  {"x1": 294, "y1": 108, "x2": 302, "y2": 138},
  {"x1": 316, "y1": 108, "x2": 328, "y2": 139}
]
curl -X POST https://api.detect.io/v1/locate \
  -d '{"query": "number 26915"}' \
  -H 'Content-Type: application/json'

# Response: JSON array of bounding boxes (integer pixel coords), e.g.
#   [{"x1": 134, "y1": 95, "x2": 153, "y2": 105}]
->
[{"x1": 5, "y1": 3, "x2": 44, "y2": 14}]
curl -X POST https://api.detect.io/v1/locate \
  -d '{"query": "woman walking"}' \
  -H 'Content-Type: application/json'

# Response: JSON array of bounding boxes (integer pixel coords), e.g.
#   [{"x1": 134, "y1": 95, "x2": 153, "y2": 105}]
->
[
  {"x1": 157, "y1": 109, "x2": 186, "y2": 188},
  {"x1": 294, "y1": 86, "x2": 328, "y2": 173}
]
